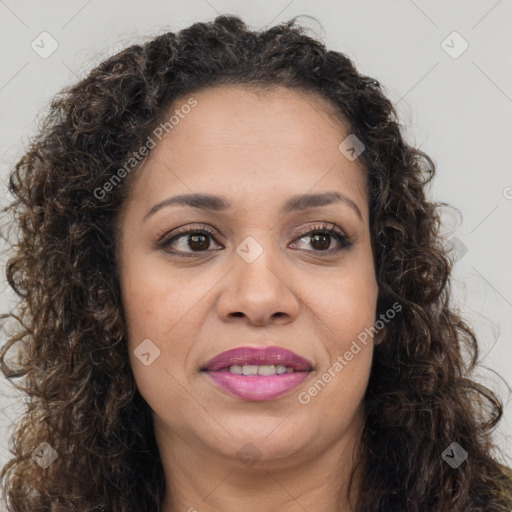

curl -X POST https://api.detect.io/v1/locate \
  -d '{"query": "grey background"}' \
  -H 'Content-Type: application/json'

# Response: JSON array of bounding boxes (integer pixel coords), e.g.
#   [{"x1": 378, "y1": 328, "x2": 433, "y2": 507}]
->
[{"x1": 0, "y1": 0, "x2": 511, "y2": 483}]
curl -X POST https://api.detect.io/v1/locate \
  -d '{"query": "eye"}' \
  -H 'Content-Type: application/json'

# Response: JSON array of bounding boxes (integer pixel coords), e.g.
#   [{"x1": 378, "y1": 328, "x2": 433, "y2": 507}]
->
[
  {"x1": 289, "y1": 223, "x2": 354, "y2": 254},
  {"x1": 156, "y1": 222, "x2": 354, "y2": 257},
  {"x1": 157, "y1": 224, "x2": 222, "y2": 257}
]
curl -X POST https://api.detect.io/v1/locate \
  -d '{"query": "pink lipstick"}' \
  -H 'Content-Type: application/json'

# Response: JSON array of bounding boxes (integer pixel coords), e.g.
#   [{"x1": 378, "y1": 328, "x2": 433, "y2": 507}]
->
[{"x1": 201, "y1": 346, "x2": 313, "y2": 401}]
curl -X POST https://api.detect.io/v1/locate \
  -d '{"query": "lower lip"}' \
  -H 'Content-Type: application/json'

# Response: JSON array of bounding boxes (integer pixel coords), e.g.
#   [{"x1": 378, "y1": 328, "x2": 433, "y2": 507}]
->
[{"x1": 203, "y1": 370, "x2": 311, "y2": 401}]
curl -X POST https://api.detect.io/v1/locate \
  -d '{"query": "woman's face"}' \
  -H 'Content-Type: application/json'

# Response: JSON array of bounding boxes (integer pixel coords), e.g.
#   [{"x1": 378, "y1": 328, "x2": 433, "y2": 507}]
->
[{"x1": 117, "y1": 84, "x2": 380, "y2": 470}]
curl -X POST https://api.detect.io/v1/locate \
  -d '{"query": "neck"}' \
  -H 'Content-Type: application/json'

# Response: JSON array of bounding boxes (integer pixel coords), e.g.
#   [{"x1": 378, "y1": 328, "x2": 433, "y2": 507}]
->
[{"x1": 156, "y1": 411, "x2": 366, "y2": 512}]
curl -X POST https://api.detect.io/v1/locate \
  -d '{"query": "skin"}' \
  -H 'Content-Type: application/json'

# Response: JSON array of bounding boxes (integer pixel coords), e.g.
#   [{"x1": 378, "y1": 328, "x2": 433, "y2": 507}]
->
[{"x1": 116, "y1": 84, "x2": 382, "y2": 512}]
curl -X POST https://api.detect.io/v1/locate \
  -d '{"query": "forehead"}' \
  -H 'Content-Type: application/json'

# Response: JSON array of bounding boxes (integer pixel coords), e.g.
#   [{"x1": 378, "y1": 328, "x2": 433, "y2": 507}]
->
[
  {"x1": 125, "y1": 84, "x2": 369, "y2": 220},
  {"x1": 167, "y1": 84, "x2": 351, "y2": 150}
]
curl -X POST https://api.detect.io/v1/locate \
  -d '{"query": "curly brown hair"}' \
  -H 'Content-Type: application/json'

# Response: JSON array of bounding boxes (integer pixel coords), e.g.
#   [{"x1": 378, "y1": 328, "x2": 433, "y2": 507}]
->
[{"x1": 1, "y1": 14, "x2": 511, "y2": 512}]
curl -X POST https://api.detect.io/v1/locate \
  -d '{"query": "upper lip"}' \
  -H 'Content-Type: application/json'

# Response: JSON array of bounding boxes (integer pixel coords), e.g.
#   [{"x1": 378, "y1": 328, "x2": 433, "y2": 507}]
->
[{"x1": 202, "y1": 346, "x2": 313, "y2": 372}]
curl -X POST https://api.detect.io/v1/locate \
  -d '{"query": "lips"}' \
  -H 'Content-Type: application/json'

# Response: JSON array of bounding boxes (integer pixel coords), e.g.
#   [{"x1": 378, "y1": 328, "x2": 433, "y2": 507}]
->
[
  {"x1": 201, "y1": 346, "x2": 314, "y2": 401},
  {"x1": 201, "y1": 346, "x2": 313, "y2": 372}
]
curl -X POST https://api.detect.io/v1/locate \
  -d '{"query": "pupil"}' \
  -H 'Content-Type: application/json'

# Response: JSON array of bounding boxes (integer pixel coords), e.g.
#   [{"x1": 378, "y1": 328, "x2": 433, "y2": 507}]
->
[
  {"x1": 189, "y1": 233, "x2": 209, "y2": 251},
  {"x1": 311, "y1": 233, "x2": 330, "y2": 250}
]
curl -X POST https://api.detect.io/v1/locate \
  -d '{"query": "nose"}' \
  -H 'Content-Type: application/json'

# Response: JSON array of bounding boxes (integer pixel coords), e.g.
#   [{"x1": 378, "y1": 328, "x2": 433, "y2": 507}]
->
[{"x1": 216, "y1": 243, "x2": 300, "y2": 327}]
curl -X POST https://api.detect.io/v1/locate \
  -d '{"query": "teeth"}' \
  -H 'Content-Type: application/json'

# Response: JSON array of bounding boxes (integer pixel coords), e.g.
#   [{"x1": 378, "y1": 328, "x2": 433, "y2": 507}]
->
[
  {"x1": 242, "y1": 365, "x2": 258, "y2": 375},
  {"x1": 257, "y1": 365, "x2": 276, "y2": 376},
  {"x1": 228, "y1": 364, "x2": 295, "y2": 375}
]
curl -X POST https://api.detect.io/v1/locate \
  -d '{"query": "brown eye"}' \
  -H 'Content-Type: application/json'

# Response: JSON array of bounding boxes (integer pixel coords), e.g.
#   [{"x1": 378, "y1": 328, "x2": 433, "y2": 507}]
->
[
  {"x1": 155, "y1": 223, "x2": 223, "y2": 257},
  {"x1": 290, "y1": 223, "x2": 354, "y2": 254},
  {"x1": 308, "y1": 233, "x2": 332, "y2": 251},
  {"x1": 187, "y1": 233, "x2": 211, "y2": 251},
  {"x1": 161, "y1": 229, "x2": 221, "y2": 254},
  {"x1": 157, "y1": 222, "x2": 353, "y2": 258}
]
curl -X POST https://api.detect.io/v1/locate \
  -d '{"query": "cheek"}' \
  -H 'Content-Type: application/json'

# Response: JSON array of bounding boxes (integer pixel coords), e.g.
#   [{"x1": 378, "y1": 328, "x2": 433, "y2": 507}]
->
[
  {"x1": 119, "y1": 253, "x2": 207, "y2": 345},
  {"x1": 120, "y1": 261, "x2": 201, "y2": 416},
  {"x1": 299, "y1": 258, "x2": 377, "y2": 408},
  {"x1": 308, "y1": 260, "x2": 378, "y2": 348},
  {"x1": 119, "y1": 254, "x2": 219, "y2": 395},
  {"x1": 299, "y1": 281, "x2": 376, "y2": 423},
  {"x1": 315, "y1": 296, "x2": 376, "y2": 391},
  {"x1": 302, "y1": 345, "x2": 373, "y2": 434}
]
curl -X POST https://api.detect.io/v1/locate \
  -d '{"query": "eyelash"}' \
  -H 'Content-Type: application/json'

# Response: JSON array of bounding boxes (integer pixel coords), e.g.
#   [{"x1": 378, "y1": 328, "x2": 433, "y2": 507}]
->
[{"x1": 156, "y1": 222, "x2": 354, "y2": 258}]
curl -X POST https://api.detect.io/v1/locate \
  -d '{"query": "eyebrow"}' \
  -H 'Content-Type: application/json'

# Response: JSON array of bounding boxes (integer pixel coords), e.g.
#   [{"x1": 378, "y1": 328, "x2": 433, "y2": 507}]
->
[{"x1": 143, "y1": 191, "x2": 363, "y2": 221}]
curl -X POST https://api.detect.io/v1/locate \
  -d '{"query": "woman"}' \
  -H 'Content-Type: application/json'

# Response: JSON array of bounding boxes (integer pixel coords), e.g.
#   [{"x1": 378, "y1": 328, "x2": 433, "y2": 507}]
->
[{"x1": 1, "y1": 14, "x2": 511, "y2": 512}]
